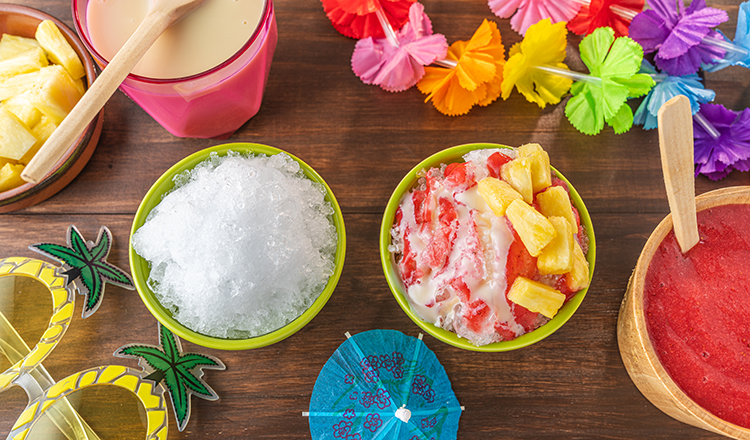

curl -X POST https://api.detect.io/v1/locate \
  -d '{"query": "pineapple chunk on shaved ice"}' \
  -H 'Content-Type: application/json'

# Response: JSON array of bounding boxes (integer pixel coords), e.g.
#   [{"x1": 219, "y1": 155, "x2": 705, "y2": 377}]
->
[
  {"x1": 537, "y1": 216, "x2": 574, "y2": 275},
  {"x1": 517, "y1": 143, "x2": 551, "y2": 193},
  {"x1": 508, "y1": 277, "x2": 566, "y2": 319},
  {"x1": 477, "y1": 176, "x2": 522, "y2": 216},
  {"x1": 537, "y1": 186, "x2": 577, "y2": 230},
  {"x1": 36, "y1": 20, "x2": 85, "y2": 80},
  {"x1": 505, "y1": 198, "x2": 556, "y2": 257},
  {"x1": 0, "y1": 107, "x2": 37, "y2": 160},
  {"x1": 0, "y1": 163, "x2": 26, "y2": 193},
  {"x1": 0, "y1": 34, "x2": 40, "y2": 60},
  {"x1": 501, "y1": 157, "x2": 534, "y2": 203}
]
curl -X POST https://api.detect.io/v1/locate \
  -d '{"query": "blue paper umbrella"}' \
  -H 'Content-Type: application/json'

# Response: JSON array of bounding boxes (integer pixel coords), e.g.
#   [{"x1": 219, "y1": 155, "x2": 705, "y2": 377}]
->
[
  {"x1": 307, "y1": 330, "x2": 462, "y2": 440},
  {"x1": 633, "y1": 60, "x2": 715, "y2": 130}
]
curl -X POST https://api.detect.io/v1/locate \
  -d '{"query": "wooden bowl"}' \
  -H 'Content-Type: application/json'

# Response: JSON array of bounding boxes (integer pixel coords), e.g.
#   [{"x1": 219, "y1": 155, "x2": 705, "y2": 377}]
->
[
  {"x1": 0, "y1": 4, "x2": 103, "y2": 213},
  {"x1": 618, "y1": 186, "x2": 750, "y2": 439}
]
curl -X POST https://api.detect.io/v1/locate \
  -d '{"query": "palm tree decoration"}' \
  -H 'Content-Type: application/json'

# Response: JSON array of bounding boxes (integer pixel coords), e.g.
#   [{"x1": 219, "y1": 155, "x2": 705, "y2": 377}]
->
[
  {"x1": 29, "y1": 225, "x2": 134, "y2": 318},
  {"x1": 116, "y1": 324, "x2": 226, "y2": 431}
]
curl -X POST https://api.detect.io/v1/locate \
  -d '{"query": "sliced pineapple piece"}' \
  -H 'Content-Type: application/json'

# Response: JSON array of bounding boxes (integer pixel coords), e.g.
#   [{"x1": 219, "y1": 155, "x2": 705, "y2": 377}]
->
[
  {"x1": 0, "y1": 107, "x2": 37, "y2": 160},
  {"x1": 0, "y1": 34, "x2": 40, "y2": 60},
  {"x1": 517, "y1": 143, "x2": 551, "y2": 193},
  {"x1": 3, "y1": 93, "x2": 42, "y2": 127},
  {"x1": 20, "y1": 116, "x2": 57, "y2": 165},
  {"x1": 505, "y1": 199, "x2": 556, "y2": 257},
  {"x1": 537, "y1": 216, "x2": 574, "y2": 275},
  {"x1": 28, "y1": 65, "x2": 82, "y2": 124},
  {"x1": 536, "y1": 186, "x2": 577, "y2": 230},
  {"x1": 0, "y1": 69, "x2": 42, "y2": 101},
  {"x1": 477, "y1": 177, "x2": 523, "y2": 216},
  {"x1": 501, "y1": 157, "x2": 533, "y2": 203},
  {"x1": 0, "y1": 163, "x2": 26, "y2": 192},
  {"x1": 566, "y1": 240, "x2": 590, "y2": 292},
  {"x1": 0, "y1": 47, "x2": 48, "y2": 78},
  {"x1": 507, "y1": 277, "x2": 566, "y2": 319},
  {"x1": 35, "y1": 20, "x2": 85, "y2": 80}
]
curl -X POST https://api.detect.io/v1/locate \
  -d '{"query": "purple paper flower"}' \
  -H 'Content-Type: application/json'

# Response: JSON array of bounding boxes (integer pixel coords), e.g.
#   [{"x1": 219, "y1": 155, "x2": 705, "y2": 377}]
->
[
  {"x1": 629, "y1": 0, "x2": 728, "y2": 75},
  {"x1": 694, "y1": 104, "x2": 750, "y2": 180}
]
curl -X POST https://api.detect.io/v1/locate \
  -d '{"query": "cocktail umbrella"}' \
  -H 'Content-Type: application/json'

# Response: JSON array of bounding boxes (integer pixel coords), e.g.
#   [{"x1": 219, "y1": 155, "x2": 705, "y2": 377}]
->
[
  {"x1": 501, "y1": 19, "x2": 574, "y2": 108},
  {"x1": 322, "y1": 0, "x2": 416, "y2": 39},
  {"x1": 416, "y1": 19, "x2": 505, "y2": 116},
  {"x1": 702, "y1": 1, "x2": 750, "y2": 72},
  {"x1": 487, "y1": 0, "x2": 582, "y2": 35},
  {"x1": 306, "y1": 330, "x2": 462, "y2": 440},
  {"x1": 351, "y1": 2, "x2": 448, "y2": 92},
  {"x1": 633, "y1": 60, "x2": 715, "y2": 130},
  {"x1": 567, "y1": 0, "x2": 644, "y2": 37},
  {"x1": 565, "y1": 26, "x2": 654, "y2": 135},
  {"x1": 693, "y1": 103, "x2": 750, "y2": 180},
  {"x1": 628, "y1": 0, "x2": 728, "y2": 76}
]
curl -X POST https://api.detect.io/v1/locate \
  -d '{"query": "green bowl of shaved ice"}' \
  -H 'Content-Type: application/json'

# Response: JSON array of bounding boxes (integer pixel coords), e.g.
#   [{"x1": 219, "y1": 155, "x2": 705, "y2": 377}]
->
[
  {"x1": 130, "y1": 143, "x2": 346, "y2": 350},
  {"x1": 380, "y1": 143, "x2": 595, "y2": 352}
]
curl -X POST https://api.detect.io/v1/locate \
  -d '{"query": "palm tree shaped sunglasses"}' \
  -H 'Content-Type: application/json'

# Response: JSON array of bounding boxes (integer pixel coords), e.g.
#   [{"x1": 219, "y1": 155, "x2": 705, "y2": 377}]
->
[{"x1": 0, "y1": 226, "x2": 224, "y2": 440}]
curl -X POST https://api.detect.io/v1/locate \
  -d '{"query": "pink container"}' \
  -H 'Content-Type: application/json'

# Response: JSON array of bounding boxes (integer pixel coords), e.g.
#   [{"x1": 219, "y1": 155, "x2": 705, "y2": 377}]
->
[{"x1": 72, "y1": 0, "x2": 277, "y2": 139}]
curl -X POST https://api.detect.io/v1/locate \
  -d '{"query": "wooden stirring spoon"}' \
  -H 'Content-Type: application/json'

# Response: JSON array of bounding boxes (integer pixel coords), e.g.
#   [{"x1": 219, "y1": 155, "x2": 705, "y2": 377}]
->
[
  {"x1": 657, "y1": 94, "x2": 700, "y2": 253},
  {"x1": 21, "y1": 0, "x2": 206, "y2": 184}
]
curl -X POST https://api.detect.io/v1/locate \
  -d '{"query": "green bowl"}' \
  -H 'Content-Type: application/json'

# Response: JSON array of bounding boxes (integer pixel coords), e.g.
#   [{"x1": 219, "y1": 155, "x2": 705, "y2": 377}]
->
[
  {"x1": 379, "y1": 143, "x2": 596, "y2": 352},
  {"x1": 130, "y1": 143, "x2": 346, "y2": 350}
]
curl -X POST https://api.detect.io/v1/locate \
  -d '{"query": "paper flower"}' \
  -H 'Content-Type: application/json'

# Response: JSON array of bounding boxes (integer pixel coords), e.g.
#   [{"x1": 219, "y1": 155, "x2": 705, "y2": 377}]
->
[
  {"x1": 487, "y1": 0, "x2": 581, "y2": 35},
  {"x1": 351, "y1": 3, "x2": 448, "y2": 91},
  {"x1": 565, "y1": 27, "x2": 655, "y2": 135},
  {"x1": 633, "y1": 60, "x2": 715, "y2": 130},
  {"x1": 567, "y1": 0, "x2": 644, "y2": 37},
  {"x1": 417, "y1": 19, "x2": 505, "y2": 116},
  {"x1": 702, "y1": 1, "x2": 750, "y2": 72},
  {"x1": 628, "y1": 0, "x2": 728, "y2": 76},
  {"x1": 322, "y1": 0, "x2": 416, "y2": 39},
  {"x1": 501, "y1": 19, "x2": 573, "y2": 108},
  {"x1": 693, "y1": 103, "x2": 750, "y2": 180}
]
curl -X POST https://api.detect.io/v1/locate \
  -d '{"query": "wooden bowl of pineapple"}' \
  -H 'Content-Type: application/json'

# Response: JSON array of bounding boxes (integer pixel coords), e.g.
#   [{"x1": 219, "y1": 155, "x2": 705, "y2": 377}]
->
[
  {"x1": 0, "y1": 4, "x2": 102, "y2": 212},
  {"x1": 379, "y1": 143, "x2": 596, "y2": 351}
]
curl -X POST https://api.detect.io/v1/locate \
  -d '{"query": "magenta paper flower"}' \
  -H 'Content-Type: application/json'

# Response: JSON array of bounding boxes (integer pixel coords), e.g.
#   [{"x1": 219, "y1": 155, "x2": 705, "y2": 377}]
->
[
  {"x1": 628, "y1": 0, "x2": 728, "y2": 76},
  {"x1": 694, "y1": 103, "x2": 750, "y2": 180},
  {"x1": 351, "y1": 2, "x2": 448, "y2": 91},
  {"x1": 488, "y1": 0, "x2": 582, "y2": 35}
]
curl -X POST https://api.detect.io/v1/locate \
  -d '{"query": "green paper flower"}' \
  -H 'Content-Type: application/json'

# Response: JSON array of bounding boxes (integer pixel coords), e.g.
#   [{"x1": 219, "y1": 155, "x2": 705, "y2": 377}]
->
[
  {"x1": 116, "y1": 324, "x2": 225, "y2": 432},
  {"x1": 29, "y1": 225, "x2": 134, "y2": 318},
  {"x1": 565, "y1": 27, "x2": 655, "y2": 135}
]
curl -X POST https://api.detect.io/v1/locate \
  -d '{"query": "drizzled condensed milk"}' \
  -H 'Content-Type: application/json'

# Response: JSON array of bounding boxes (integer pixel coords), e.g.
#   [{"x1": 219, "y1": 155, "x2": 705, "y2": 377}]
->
[{"x1": 86, "y1": 0, "x2": 265, "y2": 79}]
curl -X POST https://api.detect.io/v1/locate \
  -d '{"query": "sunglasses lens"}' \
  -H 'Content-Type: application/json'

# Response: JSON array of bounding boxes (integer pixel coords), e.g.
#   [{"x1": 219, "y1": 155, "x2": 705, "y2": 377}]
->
[
  {"x1": 25, "y1": 385, "x2": 148, "y2": 440},
  {"x1": 0, "y1": 275, "x2": 53, "y2": 373}
]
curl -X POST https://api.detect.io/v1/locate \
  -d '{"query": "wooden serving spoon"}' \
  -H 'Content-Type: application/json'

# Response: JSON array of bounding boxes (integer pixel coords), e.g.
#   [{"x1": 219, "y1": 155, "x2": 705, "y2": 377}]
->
[
  {"x1": 21, "y1": 0, "x2": 206, "y2": 184},
  {"x1": 656, "y1": 94, "x2": 700, "y2": 254}
]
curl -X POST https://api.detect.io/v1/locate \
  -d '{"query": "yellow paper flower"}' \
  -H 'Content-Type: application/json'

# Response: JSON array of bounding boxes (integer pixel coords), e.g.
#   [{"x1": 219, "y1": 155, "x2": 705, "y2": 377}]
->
[
  {"x1": 417, "y1": 19, "x2": 505, "y2": 116},
  {"x1": 501, "y1": 19, "x2": 573, "y2": 108}
]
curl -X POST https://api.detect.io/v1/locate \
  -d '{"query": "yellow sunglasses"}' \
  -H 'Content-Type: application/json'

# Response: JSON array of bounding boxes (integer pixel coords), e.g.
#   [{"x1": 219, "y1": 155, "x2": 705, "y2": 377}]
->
[{"x1": 1, "y1": 229, "x2": 224, "y2": 439}]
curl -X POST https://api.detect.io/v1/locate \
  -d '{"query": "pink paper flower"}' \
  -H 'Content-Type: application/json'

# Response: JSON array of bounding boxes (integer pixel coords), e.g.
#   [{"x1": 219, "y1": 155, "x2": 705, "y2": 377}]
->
[{"x1": 488, "y1": 0, "x2": 582, "y2": 35}]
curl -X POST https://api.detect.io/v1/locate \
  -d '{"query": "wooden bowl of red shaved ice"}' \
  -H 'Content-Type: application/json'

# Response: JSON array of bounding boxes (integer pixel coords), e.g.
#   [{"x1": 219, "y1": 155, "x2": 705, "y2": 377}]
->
[{"x1": 619, "y1": 186, "x2": 750, "y2": 439}]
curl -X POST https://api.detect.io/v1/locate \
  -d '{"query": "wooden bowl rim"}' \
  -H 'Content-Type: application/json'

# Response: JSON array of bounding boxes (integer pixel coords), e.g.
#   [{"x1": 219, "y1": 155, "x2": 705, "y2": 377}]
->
[
  {"x1": 0, "y1": 4, "x2": 102, "y2": 210},
  {"x1": 629, "y1": 186, "x2": 750, "y2": 435}
]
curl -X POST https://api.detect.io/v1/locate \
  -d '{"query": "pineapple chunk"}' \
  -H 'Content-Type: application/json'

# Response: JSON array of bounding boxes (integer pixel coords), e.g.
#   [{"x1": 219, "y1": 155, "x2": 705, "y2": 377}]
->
[
  {"x1": 0, "y1": 69, "x2": 41, "y2": 101},
  {"x1": 537, "y1": 216, "x2": 574, "y2": 275},
  {"x1": 477, "y1": 177, "x2": 522, "y2": 216},
  {"x1": 505, "y1": 199, "x2": 556, "y2": 257},
  {"x1": 517, "y1": 143, "x2": 551, "y2": 193},
  {"x1": 501, "y1": 157, "x2": 534, "y2": 203},
  {"x1": 536, "y1": 186, "x2": 577, "y2": 230},
  {"x1": 35, "y1": 20, "x2": 85, "y2": 80},
  {"x1": 0, "y1": 163, "x2": 26, "y2": 192},
  {"x1": 28, "y1": 65, "x2": 82, "y2": 124},
  {"x1": 566, "y1": 240, "x2": 590, "y2": 292},
  {"x1": 20, "y1": 116, "x2": 57, "y2": 165},
  {"x1": 0, "y1": 47, "x2": 48, "y2": 78},
  {"x1": 0, "y1": 107, "x2": 37, "y2": 160},
  {"x1": 0, "y1": 34, "x2": 40, "y2": 60},
  {"x1": 507, "y1": 277, "x2": 566, "y2": 319},
  {"x1": 3, "y1": 93, "x2": 42, "y2": 127}
]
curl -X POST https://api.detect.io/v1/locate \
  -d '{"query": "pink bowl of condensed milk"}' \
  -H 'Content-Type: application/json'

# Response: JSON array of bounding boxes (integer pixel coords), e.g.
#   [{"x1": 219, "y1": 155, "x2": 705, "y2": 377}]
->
[{"x1": 72, "y1": 0, "x2": 277, "y2": 138}]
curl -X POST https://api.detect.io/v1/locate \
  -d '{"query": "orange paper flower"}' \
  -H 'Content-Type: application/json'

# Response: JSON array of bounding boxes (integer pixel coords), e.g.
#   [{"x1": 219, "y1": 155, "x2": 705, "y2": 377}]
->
[
  {"x1": 501, "y1": 19, "x2": 572, "y2": 108},
  {"x1": 417, "y1": 20, "x2": 505, "y2": 116}
]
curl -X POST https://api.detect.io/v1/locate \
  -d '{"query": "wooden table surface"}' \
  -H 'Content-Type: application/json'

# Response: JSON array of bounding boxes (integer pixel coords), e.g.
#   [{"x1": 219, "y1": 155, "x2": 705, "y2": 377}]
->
[{"x1": 2, "y1": 0, "x2": 750, "y2": 438}]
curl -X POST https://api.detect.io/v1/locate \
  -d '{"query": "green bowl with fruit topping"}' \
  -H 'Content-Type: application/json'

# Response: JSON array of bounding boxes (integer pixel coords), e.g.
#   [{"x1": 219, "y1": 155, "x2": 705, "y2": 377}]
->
[{"x1": 379, "y1": 143, "x2": 596, "y2": 352}]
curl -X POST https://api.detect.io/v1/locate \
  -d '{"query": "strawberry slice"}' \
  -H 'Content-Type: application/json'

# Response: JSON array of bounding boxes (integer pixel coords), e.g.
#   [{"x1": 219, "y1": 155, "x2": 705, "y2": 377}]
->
[{"x1": 487, "y1": 152, "x2": 513, "y2": 178}]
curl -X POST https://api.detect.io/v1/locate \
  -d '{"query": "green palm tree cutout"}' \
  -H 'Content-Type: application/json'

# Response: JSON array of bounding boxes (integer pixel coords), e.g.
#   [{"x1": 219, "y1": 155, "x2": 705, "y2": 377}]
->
[
  {"x1": 115, "y1": 324, "x2": 226, "y2": 432},
  {"x1": 29, "y1": 225, "x2": 134, "y2": 318}
]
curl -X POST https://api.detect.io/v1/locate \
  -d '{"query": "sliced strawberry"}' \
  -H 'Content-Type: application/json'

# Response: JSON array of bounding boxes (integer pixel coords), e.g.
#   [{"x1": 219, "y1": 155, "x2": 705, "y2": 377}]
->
[
  {"x1": 512, "y1": 303, "x2": 540, "y2": 333},
  {"x1": 550, "y1": 176, "x2": 569, "y2": 192},
  {"x1": 464, "y1": 299, "x2": 493, "y2": 334},
  {"x1": 494, "y1": 322, "x2": 517, "y2": 341},
  {"x1": 423, "y1": 225, "x2": 453, "y2": 271},
  {"x1": 505, "y1": 224, "x2": 538, "y2": 288},
  {"x1": 555, "y1": 276, "x2": 578, "y2": 300},
  {"x1": 487, "y1": 152, "x2": 512, "y2": 178},
  {"x1": 399, "y1": 230, "x2": 422, "y2": 287}
]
